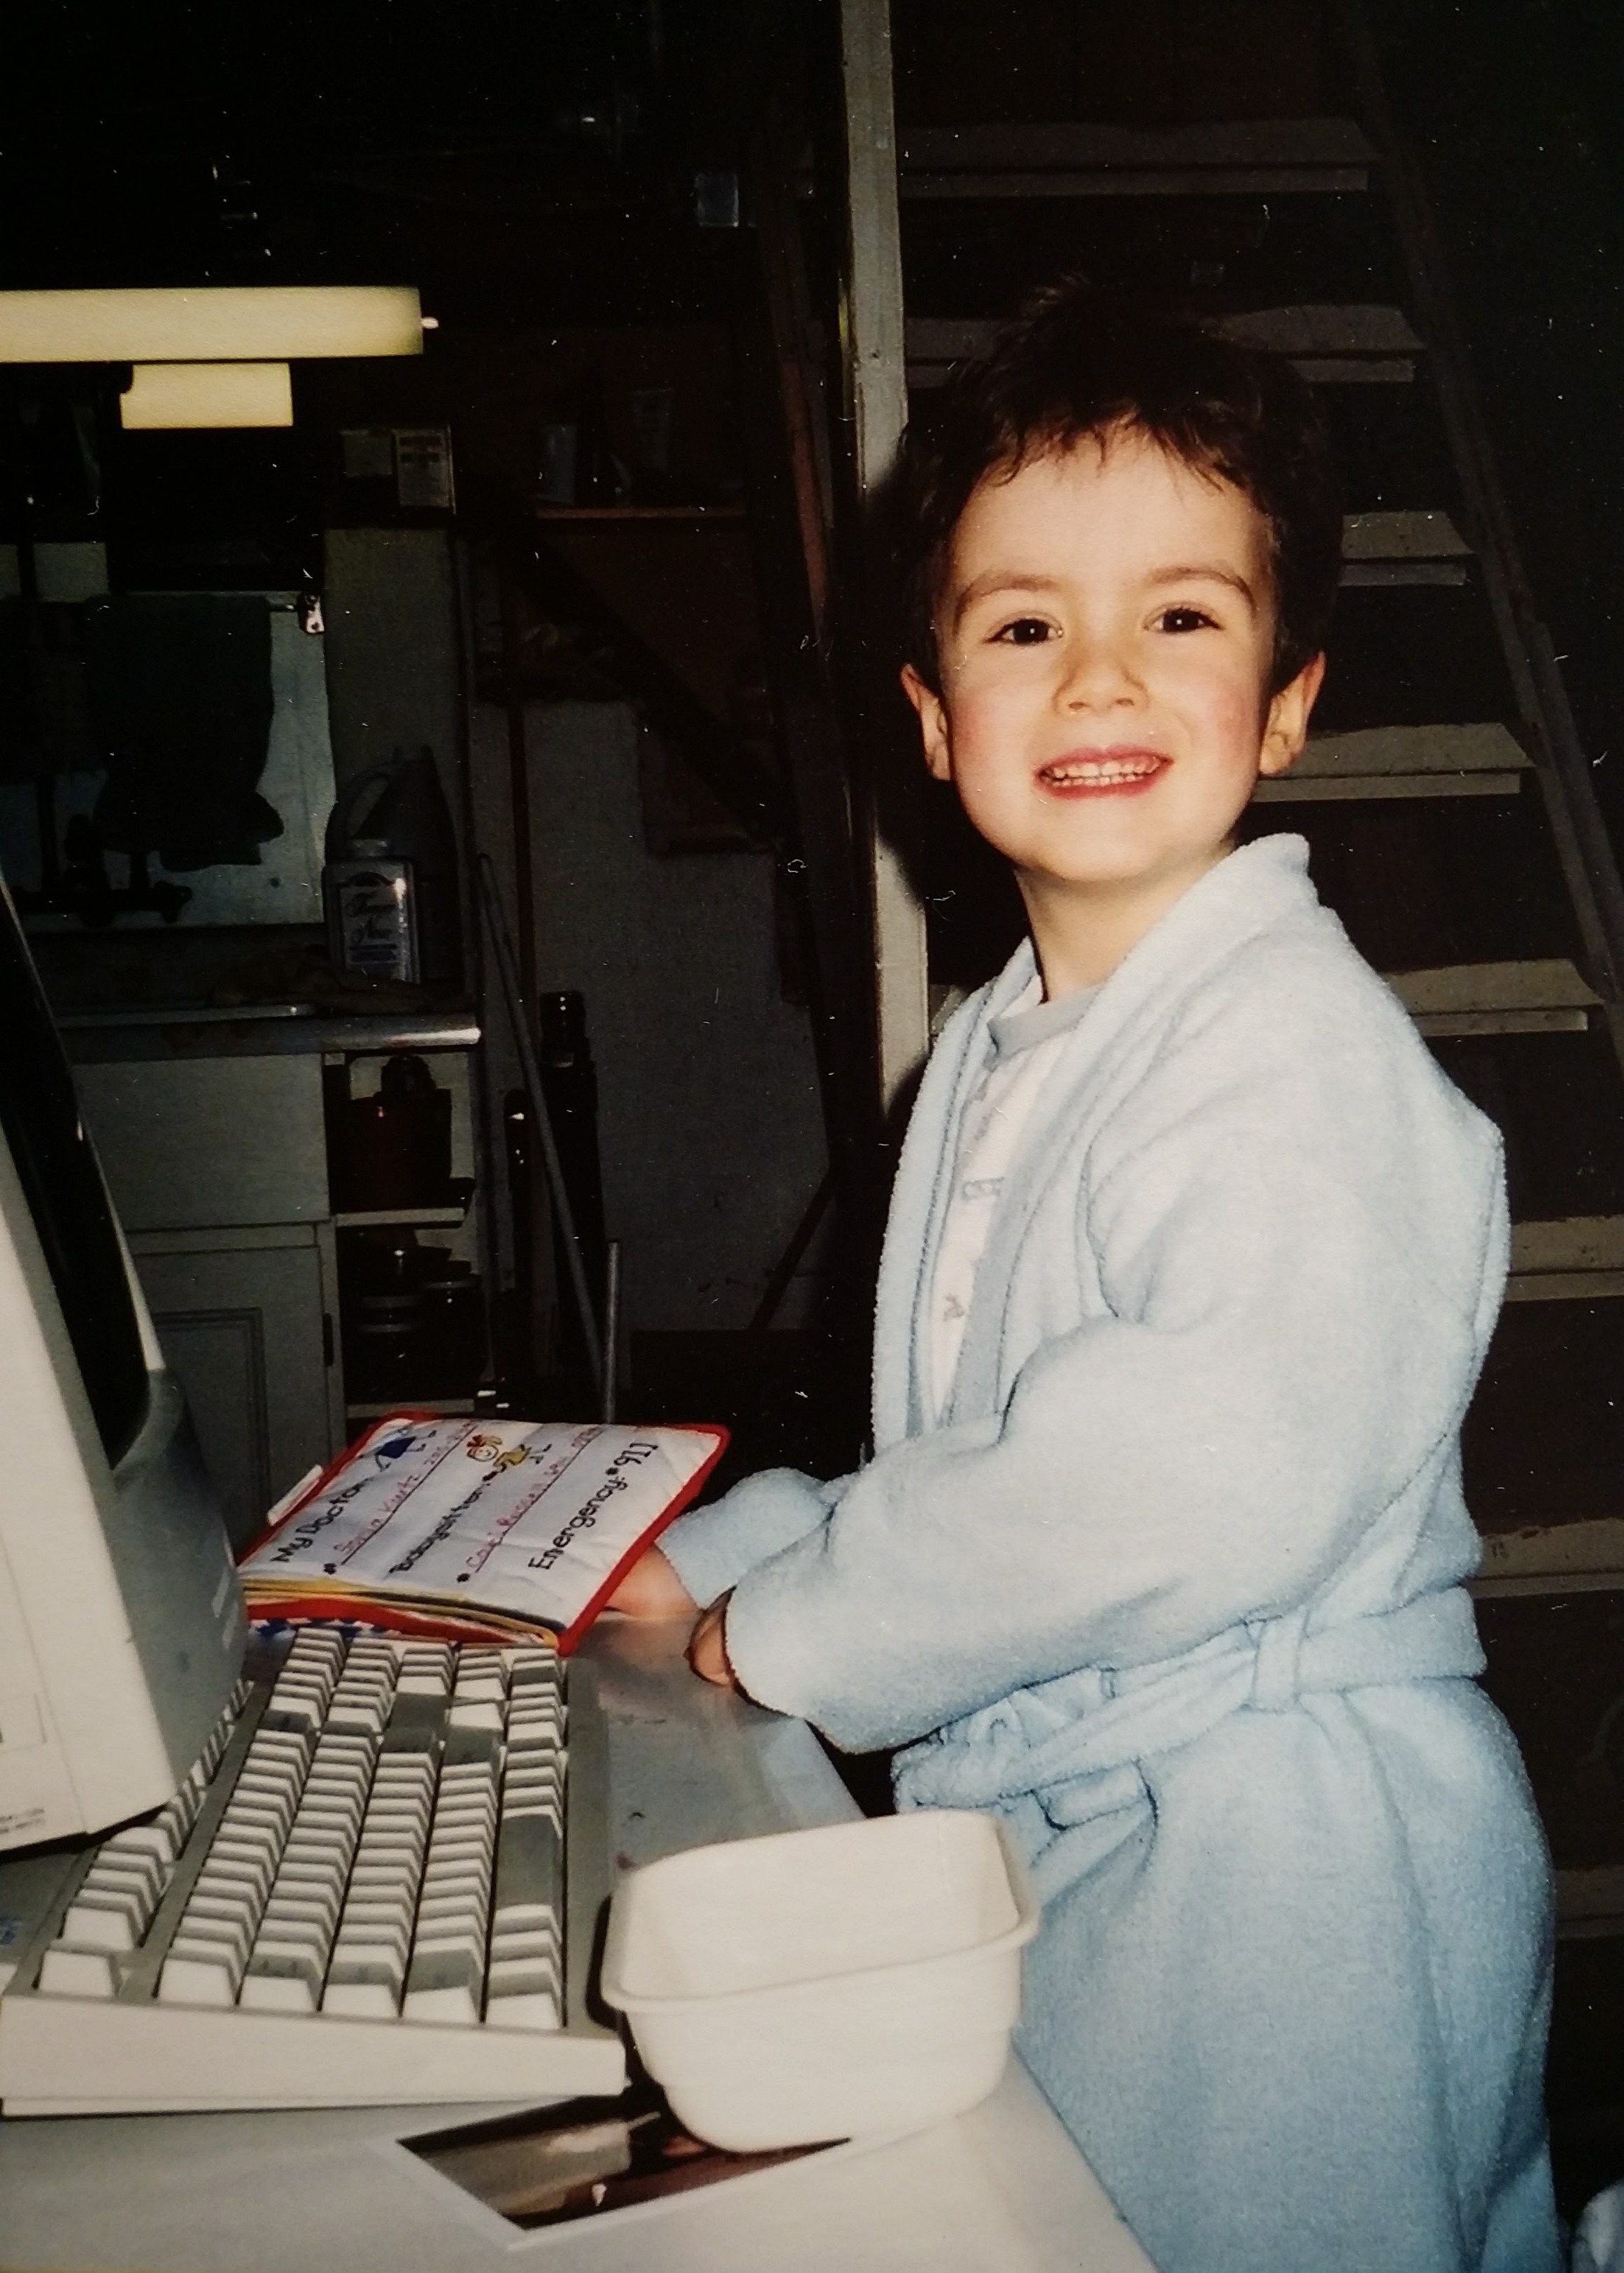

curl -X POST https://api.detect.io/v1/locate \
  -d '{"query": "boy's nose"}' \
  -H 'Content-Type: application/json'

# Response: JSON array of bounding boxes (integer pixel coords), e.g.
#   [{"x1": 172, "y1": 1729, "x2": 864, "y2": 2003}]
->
[{"x1": 1055, "y1": 633, "x2": 1143, "y2": 708}]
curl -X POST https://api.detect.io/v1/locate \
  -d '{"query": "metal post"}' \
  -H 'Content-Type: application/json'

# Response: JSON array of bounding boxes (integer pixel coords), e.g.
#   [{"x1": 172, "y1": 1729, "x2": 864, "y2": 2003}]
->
[
  {"x1": 601, "y1": 1239, "x2": 621, "y2": 1425},
  {"x1": 477, "y1": 854, "x2": 604, "y2": 1396},
  {"x1": 497, "y1": 555, "x2": 539, "y2": 1009}
]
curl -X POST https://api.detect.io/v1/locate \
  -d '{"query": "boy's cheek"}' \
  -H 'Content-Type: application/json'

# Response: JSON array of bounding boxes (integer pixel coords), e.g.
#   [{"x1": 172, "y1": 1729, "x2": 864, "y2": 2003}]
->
[
  {"x1": 1176, "y1": 662, "x2": 1274, "y2": 750},
  {"x1": 937, "y1": 676, "x2": 1017, "y2": 746}
]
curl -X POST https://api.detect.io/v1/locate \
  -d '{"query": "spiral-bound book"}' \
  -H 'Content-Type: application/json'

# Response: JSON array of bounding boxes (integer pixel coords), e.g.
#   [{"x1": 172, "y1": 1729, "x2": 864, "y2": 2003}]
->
[{"x1": 239, "y1": 1413, "x2": 727, "y2": 1651}]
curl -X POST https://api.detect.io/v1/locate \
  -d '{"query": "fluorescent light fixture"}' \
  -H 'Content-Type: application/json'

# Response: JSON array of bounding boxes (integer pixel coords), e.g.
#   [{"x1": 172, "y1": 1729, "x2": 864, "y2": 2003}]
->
[
  {"x1": 120, "y1": 362, "x2": 294, "y2": 429},
  {"x1": 0, "y1": 286, "x2": 424, "y2": 364}
]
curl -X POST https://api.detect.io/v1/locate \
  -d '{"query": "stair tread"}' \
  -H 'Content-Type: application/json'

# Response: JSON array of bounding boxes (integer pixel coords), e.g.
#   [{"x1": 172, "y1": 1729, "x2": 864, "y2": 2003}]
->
[
  {"x1": 1257, "y1": 723, "x2": 1527, "y2": 803},
  {"x1": 1216, "y1": 304, "x2": 1423, "y2": 356},
  {"x1": 1341, "y1": 509, "x2": 1470, "y2": 560},
  {"x1": 1259, "y1": 730, "x2": 1526, "y2": 804},
  {"x1": 1477, "y1": 1513, "x2": 1624, "y2": 1548},
  {"x1": 1390, "y1": 958, "x2": 1601, "y2": 1013},
  {"x1": 906, "y1": 306, "x2": 1421, "y2": 372},
  {"x1": 1511, "y1": 1218, "x2": 1624, "y2": 1273},
  {"x1": 1298, "y1": 722, "x2": 1524, "y2": 777},
  {"x1": 899, "y1": 120, "x2": 1377, "y2": 171}
]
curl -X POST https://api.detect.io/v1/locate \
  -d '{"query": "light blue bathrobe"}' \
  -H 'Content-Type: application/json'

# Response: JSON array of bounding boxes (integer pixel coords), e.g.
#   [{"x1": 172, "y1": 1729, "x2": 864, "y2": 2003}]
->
[{"x1": 663, "y1": 835, "x2": 1560, "y2": 2273}]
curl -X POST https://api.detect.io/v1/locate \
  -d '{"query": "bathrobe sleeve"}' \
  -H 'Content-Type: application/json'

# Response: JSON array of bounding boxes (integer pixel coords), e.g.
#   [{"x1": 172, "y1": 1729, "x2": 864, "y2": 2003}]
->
[
  {"x1": 660, "y1": 1466, "x2": 850, "y2": 1609},
  {"x1": 720, "y1": 948, "x2": 1508, "y2": 1752}
]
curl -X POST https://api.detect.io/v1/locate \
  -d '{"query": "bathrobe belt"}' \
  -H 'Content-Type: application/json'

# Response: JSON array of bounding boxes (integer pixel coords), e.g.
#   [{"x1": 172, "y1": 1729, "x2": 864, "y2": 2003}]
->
[{"x1": 894, "y1": 1588, "x2": 1486, "y2": 1896}]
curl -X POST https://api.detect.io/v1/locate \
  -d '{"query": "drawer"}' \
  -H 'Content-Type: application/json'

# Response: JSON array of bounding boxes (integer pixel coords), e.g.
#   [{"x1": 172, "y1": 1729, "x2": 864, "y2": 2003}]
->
[{"x1": 74, "y1": 1056, "x2": 329, "y2": 1230}]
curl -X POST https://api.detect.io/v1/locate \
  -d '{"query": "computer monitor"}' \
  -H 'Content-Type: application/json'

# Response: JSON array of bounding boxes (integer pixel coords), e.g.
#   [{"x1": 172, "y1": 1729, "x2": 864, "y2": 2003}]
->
[{"x1": 0, "y1": 877, "x2": 245, "y2": 1854}]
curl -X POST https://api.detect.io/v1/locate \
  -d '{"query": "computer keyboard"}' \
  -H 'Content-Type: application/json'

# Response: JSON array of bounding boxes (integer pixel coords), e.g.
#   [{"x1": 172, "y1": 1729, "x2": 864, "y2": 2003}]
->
[{"x1": 0, "y1": 1627, "x2": 626, "y2": 2114}]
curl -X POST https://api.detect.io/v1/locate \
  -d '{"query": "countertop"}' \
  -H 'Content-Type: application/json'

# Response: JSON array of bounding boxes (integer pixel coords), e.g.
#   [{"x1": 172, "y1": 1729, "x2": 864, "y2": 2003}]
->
[{"x1": 58, "y1": 1002, "x2": 481, "y2": 1061}]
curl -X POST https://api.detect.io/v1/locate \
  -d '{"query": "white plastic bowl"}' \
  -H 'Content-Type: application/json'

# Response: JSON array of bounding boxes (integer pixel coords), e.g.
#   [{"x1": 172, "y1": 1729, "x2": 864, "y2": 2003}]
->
[{"x1": 598, "y1": 1809, "x2": 1039, "y2": 2152}]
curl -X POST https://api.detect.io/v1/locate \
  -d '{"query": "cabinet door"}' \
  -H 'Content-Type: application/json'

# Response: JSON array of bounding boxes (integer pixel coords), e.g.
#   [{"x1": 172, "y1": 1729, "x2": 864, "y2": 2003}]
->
[{"x1": 129, "y1": 1235, "x2": 338, "y2": 1554}]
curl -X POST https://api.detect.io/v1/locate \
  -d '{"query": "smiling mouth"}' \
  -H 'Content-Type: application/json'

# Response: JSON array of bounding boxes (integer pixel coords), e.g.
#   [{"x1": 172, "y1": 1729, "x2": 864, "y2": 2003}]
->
[{"x1": 1039, "y1": 749, "x2": 1169, "y2": 790}]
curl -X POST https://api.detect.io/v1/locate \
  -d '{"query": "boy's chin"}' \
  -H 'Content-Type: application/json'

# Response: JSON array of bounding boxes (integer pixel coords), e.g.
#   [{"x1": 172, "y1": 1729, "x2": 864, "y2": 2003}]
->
[{"x1": 1020, "y1": 844, "x2": 1237, "y2": 898}]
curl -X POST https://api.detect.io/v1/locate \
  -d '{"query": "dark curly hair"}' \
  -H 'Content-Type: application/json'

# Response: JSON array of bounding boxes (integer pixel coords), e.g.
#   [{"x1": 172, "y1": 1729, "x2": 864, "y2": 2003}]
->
[{"x1": 893, "y1": 281, "x2": 1342, "y2": 697}]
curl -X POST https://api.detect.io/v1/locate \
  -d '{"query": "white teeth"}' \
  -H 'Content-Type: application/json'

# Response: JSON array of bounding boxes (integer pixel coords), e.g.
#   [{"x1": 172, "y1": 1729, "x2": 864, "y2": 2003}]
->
[{"x1": 1045, "y1": 760, "x2": 1160, "y2": 785}]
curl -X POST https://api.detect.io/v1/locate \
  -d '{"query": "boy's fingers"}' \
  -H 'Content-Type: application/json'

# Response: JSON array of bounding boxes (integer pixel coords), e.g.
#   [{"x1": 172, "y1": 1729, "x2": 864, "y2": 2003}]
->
[
  {"x1": 606, "y1": 1546, "x2": 698, "y2": 1622},
  {"x1": 687, "y1": 1595, "x2": 740, "y2": 1690}
]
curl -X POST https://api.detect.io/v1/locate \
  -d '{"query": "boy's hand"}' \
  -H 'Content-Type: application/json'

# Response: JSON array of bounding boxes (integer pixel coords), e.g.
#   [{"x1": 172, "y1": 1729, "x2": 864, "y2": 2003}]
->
[
  {"x1": 688, "y1": 1593, "x2": 739, "y2": 1692},
  {"x1": 604, "y1": 1545, "x2": 698, "y2": 1623}
]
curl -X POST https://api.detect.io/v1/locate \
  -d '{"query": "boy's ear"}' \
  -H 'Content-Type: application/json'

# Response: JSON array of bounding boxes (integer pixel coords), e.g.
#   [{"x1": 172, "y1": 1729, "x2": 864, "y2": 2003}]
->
[
  {"x1": 1257, "y1": 652, "x2": 1326, "y2": 779},
  {"x1": 901, "y1": 664, "x2": 954, "y2": 783}
]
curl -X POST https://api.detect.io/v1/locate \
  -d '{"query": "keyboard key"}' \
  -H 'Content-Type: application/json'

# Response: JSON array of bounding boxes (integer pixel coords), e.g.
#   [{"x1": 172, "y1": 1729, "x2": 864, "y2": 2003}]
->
[
  {"x1": 238, "y1": 1969, "x2": 318, "y2": 2012},
  {"x1": 104, "y1": 1820, "x2": 180, "y2": 1871},
  {"x1": 175, "y1": 1901, "x2": 257, "y2": 1969},
  {"x1": 159, "y1": 1941, "x2": 241, "y2": 2005},
  {"x1": 485, "y1": 1987, "x2": 562, "y2": 2030},
  {"x1": 243, "y1": 1932, "x2": 326, "y2": 2006},
  {"x1": 401, "y1": 1983, "x2": 481, "y2": 2025},
  {"x1": 490, "y1": 1924, "x2": 560, "y2": 1965},
  {"x1": 493, "y1": 1811, "x2": 561, "y2": 1929},
  {"x1": 321, "y1": 1975, "x2": 400, "y2": 2018},
  {"x1": 87, "y1": 1847, "x2": 166, "y2": 1905},
  {"x1": 487, "y1": 1951, "x2": 560, "y2": 1998},
  {"x1": 38, "y1": 1946, "x2": 119, "y2": 1997},
  {"x1": 58, "y1": 1898, "x2": 141, "y2": 1952},
  {"x1": 197, "y1": 1850, "x2": 278, "y2": 1907}
]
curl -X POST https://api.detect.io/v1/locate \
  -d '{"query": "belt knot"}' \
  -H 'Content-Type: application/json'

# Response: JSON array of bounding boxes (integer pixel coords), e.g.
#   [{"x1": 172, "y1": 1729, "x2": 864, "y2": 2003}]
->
[{"x1": 1249, "y1": 1603, "x2": 1310, "y2": 1713}]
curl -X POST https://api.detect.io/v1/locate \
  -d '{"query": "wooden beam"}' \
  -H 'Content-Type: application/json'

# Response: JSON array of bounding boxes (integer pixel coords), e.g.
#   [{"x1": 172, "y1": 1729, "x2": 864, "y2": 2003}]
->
[
  {"x1": 736, "y1": 123, "x2": 885, "y2": 1216},
  {"x1": 840, "y1": 0, "x2": 930, "y2": 1109}
]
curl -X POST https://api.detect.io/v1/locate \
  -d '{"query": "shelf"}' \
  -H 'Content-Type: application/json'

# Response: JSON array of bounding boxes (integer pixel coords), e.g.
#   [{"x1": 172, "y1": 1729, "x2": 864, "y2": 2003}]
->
[
  {"x1": 333, "y1": 1206, "x2": 469, "y2": 1230},
  {"x1": 346, "y1": 1397, "x2": 479, "y2": 1420},
  {"x1": 529, "y1": 505, "x2": 746, "y2": 523}
]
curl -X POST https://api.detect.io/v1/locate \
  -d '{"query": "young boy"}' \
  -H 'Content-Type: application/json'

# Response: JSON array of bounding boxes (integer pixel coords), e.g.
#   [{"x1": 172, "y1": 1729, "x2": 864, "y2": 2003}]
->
[{"x1": 613, "y1": 286, "x2": 1560, "y2": 2273}]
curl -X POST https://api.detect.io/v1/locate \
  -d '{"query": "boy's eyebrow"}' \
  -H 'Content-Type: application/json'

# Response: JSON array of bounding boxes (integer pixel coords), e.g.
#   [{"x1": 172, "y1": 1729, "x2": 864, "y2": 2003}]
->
[
  {"x1": 950, "y1": 561, "x2": 1262, "y2": 630},
  {"x1": 950, "y1": 571, "x2": 1063, "y2": 629},
  {"x1": 1147, "y1": 563, "x2": 1260, "y2": 607}
]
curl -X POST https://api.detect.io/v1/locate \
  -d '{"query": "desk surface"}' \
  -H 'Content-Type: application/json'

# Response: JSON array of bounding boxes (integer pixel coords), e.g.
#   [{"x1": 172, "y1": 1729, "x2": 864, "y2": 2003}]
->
[{"x1": 0, "y1": 1620, "x2": 1156, "y2": 2273}]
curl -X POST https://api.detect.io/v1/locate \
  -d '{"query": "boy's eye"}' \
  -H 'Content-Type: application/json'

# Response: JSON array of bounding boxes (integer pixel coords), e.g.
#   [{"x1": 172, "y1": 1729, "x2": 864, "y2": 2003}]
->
[
  {"x1": 992, "y1": 617, "x2": 1053, "y2": 646},
  {"x1": 1157, "y1": 605, "x2": 1217, "y2": 634}
]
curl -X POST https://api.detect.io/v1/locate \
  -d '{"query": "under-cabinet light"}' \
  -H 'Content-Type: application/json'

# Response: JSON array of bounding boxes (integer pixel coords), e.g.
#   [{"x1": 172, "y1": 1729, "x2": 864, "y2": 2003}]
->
[
  {"x1": 120, "y1": 362, "x2": 294, "y2": 429},
  {"x1": 0, "y1": 286, "x2": 425, "y2": 364}
]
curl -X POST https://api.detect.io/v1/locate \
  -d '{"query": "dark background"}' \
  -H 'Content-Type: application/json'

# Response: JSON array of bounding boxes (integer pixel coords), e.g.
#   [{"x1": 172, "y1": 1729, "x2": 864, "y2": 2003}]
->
[{"x1": 3, "y1": 1, "x2": 1623, "y2": 815}]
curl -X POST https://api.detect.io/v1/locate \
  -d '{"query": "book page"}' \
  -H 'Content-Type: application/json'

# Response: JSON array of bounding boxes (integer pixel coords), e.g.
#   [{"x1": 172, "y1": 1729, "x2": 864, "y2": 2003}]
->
[{"x1": 242, "y1": 1416, "x2": 725, "y2": 1641}]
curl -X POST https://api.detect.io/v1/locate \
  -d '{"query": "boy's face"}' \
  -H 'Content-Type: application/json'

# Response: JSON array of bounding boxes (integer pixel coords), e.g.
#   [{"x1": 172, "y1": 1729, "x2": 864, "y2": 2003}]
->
[{"x1": 902, "y1": 429, "x2": 1323, "y2": 982}]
